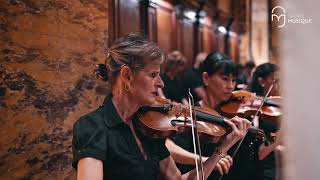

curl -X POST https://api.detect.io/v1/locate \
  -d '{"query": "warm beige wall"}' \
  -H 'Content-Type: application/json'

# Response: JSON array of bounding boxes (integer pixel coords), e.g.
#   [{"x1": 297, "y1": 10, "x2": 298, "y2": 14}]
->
[
  {"x1": 0, "y1": 0, "x2": 109, "y2": 179},
  {"x1": 252, "y1": 0, "x2": 269, "y2": 65}
]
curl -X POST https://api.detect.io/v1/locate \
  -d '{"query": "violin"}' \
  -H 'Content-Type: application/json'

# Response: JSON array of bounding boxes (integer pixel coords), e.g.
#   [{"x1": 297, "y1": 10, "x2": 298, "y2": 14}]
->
[
  {"x1": 134, "y1": 97, "x2": 268, "y2": 144},
  {"x1": 232, "y1": 90, "x2": 282, "y2": 107},
  {"x1": 218, "y1": 90, "x2": 282, "y2": 127}
]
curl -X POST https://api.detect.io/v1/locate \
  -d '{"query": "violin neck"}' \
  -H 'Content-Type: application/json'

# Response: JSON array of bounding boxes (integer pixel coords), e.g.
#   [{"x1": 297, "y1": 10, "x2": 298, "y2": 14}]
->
[
  {"x1": 194, "y1": 111, "x2": 228, "y2": 128},
  {"x1": 194, "y1": 110, "x2": 264, "y2": 136},
  {"x1": 265, "y1": 99, "x2": 281, "y2": 107}
]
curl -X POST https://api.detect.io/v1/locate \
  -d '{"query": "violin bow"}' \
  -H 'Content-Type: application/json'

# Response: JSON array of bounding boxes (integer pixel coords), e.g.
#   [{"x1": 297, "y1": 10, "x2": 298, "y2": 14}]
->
[
  {"x1": 188, "y1": 89, "x2": 205, "y2": 180},
  {"x1": 217, "y1": 80, "x2": 276, "y2": 180}
]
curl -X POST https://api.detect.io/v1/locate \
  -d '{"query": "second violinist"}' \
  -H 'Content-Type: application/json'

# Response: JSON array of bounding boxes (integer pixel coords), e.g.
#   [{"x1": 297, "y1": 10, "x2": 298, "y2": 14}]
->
[
  {"x1": 250, "y1": 63, "x2": 283, "y2": 180},
  {"x1": 166, "y1": 52, "x2": 262, "y2": 180}
]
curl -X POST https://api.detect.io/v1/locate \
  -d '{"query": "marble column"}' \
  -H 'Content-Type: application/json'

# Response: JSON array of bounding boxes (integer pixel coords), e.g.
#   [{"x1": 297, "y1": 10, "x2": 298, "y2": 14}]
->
[{"x1": 0, "y1": 0, "x2": 110, "y2": 179}]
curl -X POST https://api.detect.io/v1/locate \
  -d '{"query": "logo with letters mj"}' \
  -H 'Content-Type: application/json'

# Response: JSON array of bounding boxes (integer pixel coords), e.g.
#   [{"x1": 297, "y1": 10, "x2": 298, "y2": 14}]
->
[
  {"x1": 271, "y1": 5, "x2": 312, "y2": 27},
  {"x1": 271, "y1": 6, "x2": 286, "y2": 28}
]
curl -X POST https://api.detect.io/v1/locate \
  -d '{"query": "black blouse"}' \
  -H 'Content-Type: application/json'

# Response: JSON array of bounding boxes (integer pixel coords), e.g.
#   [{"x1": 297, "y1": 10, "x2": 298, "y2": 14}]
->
[
  {"x1": 72, "y1": 95, "x2": 170, "y2": 180},
  {"x1": 181, "y1": 68, "x2": 204, "y2": 102},
  {"x1": 160, "y1": 73, "x2": 185, "y2": 103}
]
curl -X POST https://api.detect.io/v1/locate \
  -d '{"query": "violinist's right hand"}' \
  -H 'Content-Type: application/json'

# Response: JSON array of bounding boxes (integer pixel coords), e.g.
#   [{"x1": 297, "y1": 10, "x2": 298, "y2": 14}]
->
[
  {"x1": 214, "y1": 155, "x2": 233, "y2": 175},
  {"x1": 219, "y1": 116, "x2": 251, "y2": 152}
]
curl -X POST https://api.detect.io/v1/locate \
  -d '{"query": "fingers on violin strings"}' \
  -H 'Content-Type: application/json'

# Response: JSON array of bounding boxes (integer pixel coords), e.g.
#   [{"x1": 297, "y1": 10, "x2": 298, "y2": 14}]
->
[
  {"x1": 226, "y1": 117, "x2": 243, "y2": 135},
  {"x1": 238, "y1": 117, "x2": 251, "y2": 130},
  {"x1": 231, "y1": 116, "x2": 250, "y2": 132},
  {"x1": 234, "y1": 117, "x2": 245, "y2": 131},
  {"x1": 224, "y1": 119, "x2": 240, "y2": 134}
]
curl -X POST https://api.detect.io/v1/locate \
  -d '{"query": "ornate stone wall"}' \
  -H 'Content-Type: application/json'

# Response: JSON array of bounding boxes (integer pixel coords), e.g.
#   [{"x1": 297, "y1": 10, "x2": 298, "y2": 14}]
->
[{"x1": 0, "y1": 0, "x2": 109, "y2": 179}]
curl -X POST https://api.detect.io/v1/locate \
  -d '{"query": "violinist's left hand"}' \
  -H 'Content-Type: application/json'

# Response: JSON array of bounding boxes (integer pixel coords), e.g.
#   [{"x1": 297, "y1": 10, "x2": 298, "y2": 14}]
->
[{"x1": 220, "y1": 116, "x2": 251, "y2": 152}]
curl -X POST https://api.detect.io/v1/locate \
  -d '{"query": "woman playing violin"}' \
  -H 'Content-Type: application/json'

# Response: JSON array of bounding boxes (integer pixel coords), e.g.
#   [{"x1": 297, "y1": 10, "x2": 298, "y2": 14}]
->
[
  {"x1": 167, "y1": 52, "x2": 264, "y2": 180},
  {"x1": 250, "y1": 63, "x2": 283, "y2": 180},
  {"x1": 250, "y1": 63, "x2": 280, "y2": 97},
  {"x1": 72, "y1": 33, "x2": 250, "y2": 180}
]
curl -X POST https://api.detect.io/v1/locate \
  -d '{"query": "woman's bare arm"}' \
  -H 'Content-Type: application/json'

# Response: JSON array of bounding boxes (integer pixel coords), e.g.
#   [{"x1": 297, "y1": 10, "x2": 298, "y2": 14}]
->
[
  {"x1": 165, "y1": 139, "x2": 208, "y2": 165},
  {"x1": 77, "y1": 157, "x2": 103, "y2": 180}
]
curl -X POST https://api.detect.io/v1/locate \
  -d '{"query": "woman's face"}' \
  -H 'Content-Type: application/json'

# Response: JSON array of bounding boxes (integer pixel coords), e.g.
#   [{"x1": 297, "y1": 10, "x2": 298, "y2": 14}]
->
[
  {"x1": 204, "y1": 72, "x2": 236, "y2": 103},
  {"x1": 130, "y1": 59, "x2": 164, "y2": 106},
  {"x1": 260, "y1": 71, "x2": 280, "y2": 96}
]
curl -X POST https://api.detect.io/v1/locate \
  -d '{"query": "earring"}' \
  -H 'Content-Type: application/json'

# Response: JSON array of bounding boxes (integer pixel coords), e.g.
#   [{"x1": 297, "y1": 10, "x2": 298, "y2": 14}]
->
[{"x1": 124, "y1": 84, "x2": 130, "y2": 92}]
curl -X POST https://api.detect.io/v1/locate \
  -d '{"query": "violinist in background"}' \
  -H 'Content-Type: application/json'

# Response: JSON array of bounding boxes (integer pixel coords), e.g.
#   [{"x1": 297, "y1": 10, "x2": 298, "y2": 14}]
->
[
  {"x1": 158, "y1": 51, "x2": 188, "y2": 105},
  {"x1": 235, "y1": 61, "x2": 256, "y2": 90},
  {"x1": 180, "y1": 52, "x2": 208, "y2": 102},
  {"x1": 250, "y1": 63, "x2": 283, "y2": 180},
  {"x1": 235, "y1": 64, "x2": 247, "y2": 90},
  {"x1": 72, "y1": 33, "x2": 251, "y2": 180},
  {"x1": 166, "y1": 52, "x2": 261, "y2": 180},
  {"x1": 244, "y1": 61, "x2": 256, "y2": 86}
]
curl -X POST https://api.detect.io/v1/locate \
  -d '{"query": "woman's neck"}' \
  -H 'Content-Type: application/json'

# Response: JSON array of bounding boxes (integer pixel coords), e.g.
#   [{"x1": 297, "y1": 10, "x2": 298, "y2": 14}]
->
[
  {"x1": 111, "y1": 92, "x2": 140, "y2": 124},
  {"x1": 201, "y1": 91, "x2": 220, "y2": 110}
]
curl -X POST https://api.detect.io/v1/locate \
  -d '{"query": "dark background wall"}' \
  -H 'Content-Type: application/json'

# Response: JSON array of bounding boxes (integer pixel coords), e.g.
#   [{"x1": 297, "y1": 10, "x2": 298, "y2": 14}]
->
[{"x1": 108, "y1": 0, "x2": 224, "y2": 66}]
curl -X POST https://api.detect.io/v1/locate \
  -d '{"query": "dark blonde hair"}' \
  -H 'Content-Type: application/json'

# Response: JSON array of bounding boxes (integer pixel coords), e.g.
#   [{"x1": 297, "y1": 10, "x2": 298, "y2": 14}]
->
[
  {"x1": 162, "y1": 51, "x2": 187, "y2": 73},
  {"x1": 104, "y1": 33, "x2": 165, "y2": 85}
]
